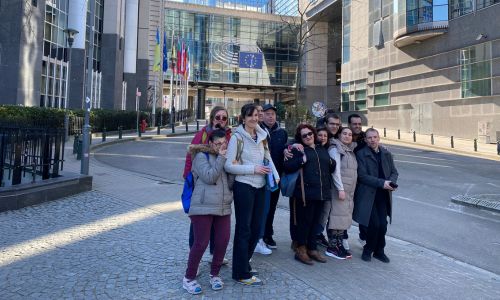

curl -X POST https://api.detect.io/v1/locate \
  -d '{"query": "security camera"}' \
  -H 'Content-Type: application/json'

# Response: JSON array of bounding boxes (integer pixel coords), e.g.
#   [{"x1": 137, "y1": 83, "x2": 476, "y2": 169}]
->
[{"x1": 476, "y1": 34, "x2": 487, "y2": 41}]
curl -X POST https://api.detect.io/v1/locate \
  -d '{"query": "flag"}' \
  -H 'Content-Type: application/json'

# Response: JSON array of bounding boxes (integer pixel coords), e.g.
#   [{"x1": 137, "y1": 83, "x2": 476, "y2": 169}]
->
[
  {"x1": 162, "y1": 31, "x2": 168, "y2": 72},
  {"x1": 171, "y1": 37, "x2": 177, "y2": 74},
  {"x1": 177, "y1": 40, "x2": 182, "y2": 75},
  {"x1": 239, "y1": 52, "x2": 263, "y2": 69},
  {"x1": 153, "y1": 28, "x2": 161, "y2": 72},
  {"x1": 185, "y1": 47, "x2": 191, "y2": 80}
]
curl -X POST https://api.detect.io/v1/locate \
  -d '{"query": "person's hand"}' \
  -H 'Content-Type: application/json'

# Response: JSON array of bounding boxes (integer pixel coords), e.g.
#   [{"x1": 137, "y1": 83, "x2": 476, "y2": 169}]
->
[
  {"x1": 338, "y1": 190, "x2": 346, "y2": 200},
  {"x1": 284, "y1": 148, "x2": 293, "y2": 159},
  {"x1": 383, "y1": 180, "x2": 395, "y2": 191},
  {"x1": 218, "y1": 147, "x2": 227, "y2": 157},
  {"x1": 254, "y1": 165, "x2": 271, "y2": 175},
  {"x1": 292, "y1": 143, "x2": 304, "y2": 152},
  {"x1": 302, "y1": 154, "x2": 307, "y2": 163}
]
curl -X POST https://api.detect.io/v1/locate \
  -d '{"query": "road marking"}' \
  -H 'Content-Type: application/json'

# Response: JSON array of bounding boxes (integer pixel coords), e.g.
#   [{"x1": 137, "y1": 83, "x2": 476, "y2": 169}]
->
[
  {"x1": 395, "y1": 195, "x2": 500, "y2": 224},
  {"x1": 465, "y1": 183, "x2": 474, "y2": 196},
  {"x1": 393, "y1": 153, "x2": 456, "y2": 162},
  {"x1": 394, "y1": 160, "x2": 452, "y2": 168},
  {"x1": 487, "y1": 183, "x2": 500, "y2": 188}
]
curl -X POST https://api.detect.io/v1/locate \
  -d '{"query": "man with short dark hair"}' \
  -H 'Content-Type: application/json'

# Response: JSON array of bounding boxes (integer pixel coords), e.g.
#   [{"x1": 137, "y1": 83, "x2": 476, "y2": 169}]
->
[
  {"x1": 354, "y1": 128, "x2": 398, "y2": 263},
  {"x1": 348, "y1": 114, "x2": 366, "y2": 152},
  {"x1": 254, "y1": 104, "x2": 288, "y2": 254},
  {"x1": 325, "y1": 113, "x2": 342, "y2": 137}
]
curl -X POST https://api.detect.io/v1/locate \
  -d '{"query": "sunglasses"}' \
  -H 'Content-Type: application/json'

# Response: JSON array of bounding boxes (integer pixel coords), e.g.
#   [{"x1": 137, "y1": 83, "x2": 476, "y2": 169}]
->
[
  {"x1": 301, "y1": 132, "x2": 314, "y2": 139},
  {"x1": 215, "y1": 115, "x2": 228, "y2": 121}
]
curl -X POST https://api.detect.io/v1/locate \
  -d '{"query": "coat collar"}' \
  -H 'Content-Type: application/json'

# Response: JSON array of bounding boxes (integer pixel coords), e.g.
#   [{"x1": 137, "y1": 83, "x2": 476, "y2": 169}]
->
[{"x1": 235, "y1": 124, "x2": 268, "y2": 143}]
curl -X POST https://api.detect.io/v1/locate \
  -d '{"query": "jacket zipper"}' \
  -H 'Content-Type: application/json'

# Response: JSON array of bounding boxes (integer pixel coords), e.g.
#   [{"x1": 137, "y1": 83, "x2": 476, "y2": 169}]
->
[{"x1": 313, "y1": 148, "x2": 323, "y2": 200}]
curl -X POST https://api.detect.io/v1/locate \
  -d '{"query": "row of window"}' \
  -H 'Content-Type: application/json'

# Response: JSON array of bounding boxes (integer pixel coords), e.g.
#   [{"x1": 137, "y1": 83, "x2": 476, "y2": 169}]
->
[{"x1": 341, "y1": 41, "x2": 494, "y2": 112}]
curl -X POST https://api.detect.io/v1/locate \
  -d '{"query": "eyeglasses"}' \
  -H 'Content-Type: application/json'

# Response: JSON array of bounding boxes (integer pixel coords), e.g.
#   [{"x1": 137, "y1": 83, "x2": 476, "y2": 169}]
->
[
  {"x1": 215, "y1": 115, "x2": 228, "y2": 121},
  {"x1": 301, "y1": 132, "x2": 314, "y2": 139}
]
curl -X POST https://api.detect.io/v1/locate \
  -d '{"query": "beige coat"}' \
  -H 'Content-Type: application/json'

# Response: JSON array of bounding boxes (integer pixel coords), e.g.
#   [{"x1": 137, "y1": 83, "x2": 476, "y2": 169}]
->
[
  {"x1": 325, "y1": 139, "x2": 358, "y2": 230},
  {"x1": 188, "y1": 144, "x2": 233, "y2": 216}
]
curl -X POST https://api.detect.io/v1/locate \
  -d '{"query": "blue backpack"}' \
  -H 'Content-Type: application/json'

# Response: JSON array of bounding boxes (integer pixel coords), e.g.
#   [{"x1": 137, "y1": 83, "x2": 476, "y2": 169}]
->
[{"x1": 181, "y1": 152, "x2": 209, "y2": 213}]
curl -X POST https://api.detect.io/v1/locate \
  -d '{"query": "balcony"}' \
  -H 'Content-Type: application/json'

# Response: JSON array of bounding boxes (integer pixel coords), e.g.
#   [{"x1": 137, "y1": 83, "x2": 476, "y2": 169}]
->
[{"x1": 394, "y1": 20, "x2": 448, "y2": 48}]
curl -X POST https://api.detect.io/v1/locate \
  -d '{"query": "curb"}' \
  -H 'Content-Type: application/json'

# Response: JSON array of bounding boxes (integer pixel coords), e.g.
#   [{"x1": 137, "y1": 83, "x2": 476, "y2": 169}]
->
[
  {"x1": 381, "y1": 137, "x2": 500, "y2": 162},
  {"x1": 451, "y1": 194, "x2": 500, "y2": 213},
  {"x1": 89, "y1": 131, "x2": 196, "y2": 152}
]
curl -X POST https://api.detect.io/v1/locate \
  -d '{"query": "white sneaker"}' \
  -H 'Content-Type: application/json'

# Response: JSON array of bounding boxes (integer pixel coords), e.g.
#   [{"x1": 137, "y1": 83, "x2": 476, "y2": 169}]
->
[
  {"x1": 342, "y1": 239, "x2": 350, "y2": 251},
  {"x1": 209, "y1": 275, "x2": 224, "y2": 291},
  {"x1": 183, "y1": 277, "x2": 202, "y2": 295},
  {"x1": 254, "y1": 239, "x2": 272, "y2": 255},
  {"x1": 358, "y1": 238, "x2": 366, "y2": 247}
]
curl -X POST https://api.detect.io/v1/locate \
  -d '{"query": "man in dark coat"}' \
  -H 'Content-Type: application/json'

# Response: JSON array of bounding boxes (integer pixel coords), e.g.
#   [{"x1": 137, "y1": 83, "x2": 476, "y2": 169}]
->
[
  {"x1": 261, "y1": 104, "x2": 288, "y2": 249},
  {"x1": 353, "y1": 128, "x2": 398, "y2": 263}
]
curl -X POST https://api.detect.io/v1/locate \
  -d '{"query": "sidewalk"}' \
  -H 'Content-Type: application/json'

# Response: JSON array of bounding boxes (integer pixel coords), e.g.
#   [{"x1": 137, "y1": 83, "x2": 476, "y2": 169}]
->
[
  {"x1": 376, "y1": 128, "x2": 500, "y2": 161},
  {"x1": 1, "y1": 131, "x2": 499, "y2": 299}
]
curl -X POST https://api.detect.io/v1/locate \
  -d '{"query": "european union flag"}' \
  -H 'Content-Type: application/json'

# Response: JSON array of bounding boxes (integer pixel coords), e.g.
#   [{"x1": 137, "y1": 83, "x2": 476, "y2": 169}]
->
[{"x1": 239, "y1": 52, "x2": 263, "y2": 69}]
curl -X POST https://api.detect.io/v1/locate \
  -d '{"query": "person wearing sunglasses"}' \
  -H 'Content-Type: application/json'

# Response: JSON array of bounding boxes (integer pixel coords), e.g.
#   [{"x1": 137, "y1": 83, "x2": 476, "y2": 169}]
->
[
  {"x1": 283, "y1": 124, "x2": 335, "y2": 265},
  {"x1": 183, "y1": 106, "x2": 232, "y2": 267}
]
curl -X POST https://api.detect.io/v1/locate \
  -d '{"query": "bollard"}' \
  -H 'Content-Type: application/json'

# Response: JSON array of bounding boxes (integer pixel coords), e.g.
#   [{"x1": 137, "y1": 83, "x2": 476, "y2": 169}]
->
[
  {"x1": 171, "y1": 122, "x2": 175, "y2": 134},
  {"x1": 384, "y1": 128, "x2": 386, "y2": 137},
  {"x1": 73, "y1": 135, "x2": 79, "y2": 154},
  {"x1": 413, "y1": 131, "x2": 416, "y2": 142},
  {"x1": 186, "y1": 121, "x2": 189, "y2": 132},
  {"x1": 138, "y1": 127, "x2": 142, "y2": 137},
  {"x1": 474, "y1": 139, "x2": 477, "y2": 152},
  {"x1": 102, "y1": 127, "x2": 106, "y2": 142},
  {"x1": 497, "y1": 141, "x2": 500, "y2": 155},
  {"x1": 197, "y1": 120, "x2": 200, "y2": 131},
  {"x1": 398, "y1": 129, "x2": 401, "y2": 140},
  {"x1": 451, "y1": 136, "x2": 454, "y2": 148},
  {"x1": 431, "y1": 133, "x2": 434, "y2": 145},
  {"x1": 118, "y1": 126, "x2": 122, "y2": 139},
  {"x1": 157, "y1": 124, "x2": 161, "y2": 135}
]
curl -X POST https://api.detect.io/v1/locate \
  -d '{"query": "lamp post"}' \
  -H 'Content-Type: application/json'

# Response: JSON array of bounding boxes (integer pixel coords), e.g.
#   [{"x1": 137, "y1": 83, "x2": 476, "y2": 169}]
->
[
  {"x1": 169, "y1": 55, "x2": 177, "y2": 133},
  {"x1": 81, "y1": 0, "x2": 96, "y2": 175},
  {"x1": 63, "y1": 28, "x2": 79, "y2": 143}
]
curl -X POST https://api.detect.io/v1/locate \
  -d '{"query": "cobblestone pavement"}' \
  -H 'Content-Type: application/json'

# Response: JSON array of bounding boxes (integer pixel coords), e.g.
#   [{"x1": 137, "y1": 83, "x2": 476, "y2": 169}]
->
[{"x1": 1, "y1": 150, "x2": 500, "y2": 299}]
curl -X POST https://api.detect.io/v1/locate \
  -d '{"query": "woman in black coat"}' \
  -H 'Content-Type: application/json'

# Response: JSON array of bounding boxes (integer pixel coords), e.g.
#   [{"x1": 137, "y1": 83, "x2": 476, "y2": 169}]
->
[{"x1": 284, "y1": 124, "x2": 335, "y2": 265}]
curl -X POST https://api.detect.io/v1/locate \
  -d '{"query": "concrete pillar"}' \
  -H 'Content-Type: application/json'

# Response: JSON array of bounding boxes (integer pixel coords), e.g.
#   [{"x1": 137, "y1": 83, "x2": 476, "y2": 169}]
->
[
  {"x1": 197, "y1": 88, "x2": 206, "y2": 120},
  {"x1": 124, "y1": 0, "x2": 139, "y2": 111},
  {"x1": 67, "y1": 0, "x2": 88, "y2": 109}
]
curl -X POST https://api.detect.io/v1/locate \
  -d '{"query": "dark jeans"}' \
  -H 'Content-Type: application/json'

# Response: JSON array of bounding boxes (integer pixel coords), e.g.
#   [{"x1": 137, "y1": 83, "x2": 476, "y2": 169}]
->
[
  {"x1": 263, "y1": 189, "x2": 280, "y2": 239},
  {"x1": 289, "y1": 197, "x2": 297, "y2": 241},
  {"x1": 359, "y1": 225, "x2": 367, "y2": 241},
  {"x1": 364, "y1": 197, "x2": 389, "y2": 254},
  {"x1": 189, "y1": 222, "x2": 215, "y2": 254},
  {"x1": 185, "y1": 215, "x2": 231, "y2": 280},
  {"x1": 294, "y1": 198, "x2": 324, "y2": 251},
  {"x1": 232, "y1": 181, "x2": 266, "y2": 280}
]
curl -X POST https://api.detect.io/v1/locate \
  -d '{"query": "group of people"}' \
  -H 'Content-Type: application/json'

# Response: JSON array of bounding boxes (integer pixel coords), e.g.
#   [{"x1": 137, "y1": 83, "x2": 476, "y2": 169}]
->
[{"x1": 181, "y1": 104, "x2": 399, "y2": 295}]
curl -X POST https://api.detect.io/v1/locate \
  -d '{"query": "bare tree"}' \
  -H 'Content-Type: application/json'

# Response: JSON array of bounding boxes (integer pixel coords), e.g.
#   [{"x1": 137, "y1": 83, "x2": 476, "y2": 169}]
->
[{"x1": 278, "y1": 0, "x2": 339, "y2": 124}]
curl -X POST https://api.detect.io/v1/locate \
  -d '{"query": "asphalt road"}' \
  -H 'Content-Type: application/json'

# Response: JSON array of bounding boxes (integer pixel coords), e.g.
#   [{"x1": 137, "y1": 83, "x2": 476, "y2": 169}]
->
[{"x1": 94, "y1": 135, "x2": 500, "y2": 275}]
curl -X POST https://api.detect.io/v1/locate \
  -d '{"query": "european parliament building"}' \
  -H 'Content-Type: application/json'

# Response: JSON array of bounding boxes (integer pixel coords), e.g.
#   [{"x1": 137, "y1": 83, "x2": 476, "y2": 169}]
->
[{"x1": 2, "y1": 1, "x2": 499, "y2": 140}]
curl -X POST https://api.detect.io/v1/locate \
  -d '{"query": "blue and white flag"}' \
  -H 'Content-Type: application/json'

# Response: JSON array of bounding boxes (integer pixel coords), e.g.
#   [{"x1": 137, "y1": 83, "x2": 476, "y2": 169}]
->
[{"x1": 239, "y1": 52, "x2": 263, "y2": 69}]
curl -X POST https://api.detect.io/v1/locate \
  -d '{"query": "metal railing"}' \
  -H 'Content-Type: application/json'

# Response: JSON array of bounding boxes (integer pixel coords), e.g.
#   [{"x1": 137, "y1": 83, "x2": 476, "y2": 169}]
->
[{"x1": 0, "y1": 127, "x2": 65, "y2": 187}]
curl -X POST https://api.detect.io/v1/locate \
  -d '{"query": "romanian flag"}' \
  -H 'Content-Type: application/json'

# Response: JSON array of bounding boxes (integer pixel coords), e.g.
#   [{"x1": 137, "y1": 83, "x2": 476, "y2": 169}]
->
[{"x1": 153, "y1": 28, "x2": 161, "y2": 72}]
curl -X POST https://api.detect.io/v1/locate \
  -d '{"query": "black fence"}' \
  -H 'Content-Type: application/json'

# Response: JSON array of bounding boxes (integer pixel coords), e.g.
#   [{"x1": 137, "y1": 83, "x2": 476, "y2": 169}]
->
[{"x1": 0, "y1": 127, "x2": 65, "y2": 187}]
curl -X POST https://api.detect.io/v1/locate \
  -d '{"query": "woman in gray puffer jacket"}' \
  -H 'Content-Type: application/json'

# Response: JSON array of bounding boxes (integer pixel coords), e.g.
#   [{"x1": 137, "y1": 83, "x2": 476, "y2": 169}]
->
[{"x1": 183, "y1": 129, "x2": 232, "y2": 295}]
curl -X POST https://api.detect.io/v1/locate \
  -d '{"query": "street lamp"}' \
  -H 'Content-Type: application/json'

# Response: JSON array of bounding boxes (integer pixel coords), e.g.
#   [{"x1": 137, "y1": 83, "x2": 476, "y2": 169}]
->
[
  {"x1": 63, "y1": 28, "x2": 79, "y2": 143},
  {"x1": 81, "y1": 0, "x2": 96, "y2": 175}
]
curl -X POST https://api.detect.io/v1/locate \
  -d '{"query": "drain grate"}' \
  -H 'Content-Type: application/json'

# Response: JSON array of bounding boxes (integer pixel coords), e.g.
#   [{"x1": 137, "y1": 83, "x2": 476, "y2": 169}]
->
[{"x1": 451, "y1": 194, "x2": 500, "y2": 212}]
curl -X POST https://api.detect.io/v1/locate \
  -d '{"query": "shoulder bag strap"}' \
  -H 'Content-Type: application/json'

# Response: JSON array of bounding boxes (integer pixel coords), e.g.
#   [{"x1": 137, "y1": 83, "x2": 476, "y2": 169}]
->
[{"x1": 300, "y1": 168, "x2": 306, "y2": 207}]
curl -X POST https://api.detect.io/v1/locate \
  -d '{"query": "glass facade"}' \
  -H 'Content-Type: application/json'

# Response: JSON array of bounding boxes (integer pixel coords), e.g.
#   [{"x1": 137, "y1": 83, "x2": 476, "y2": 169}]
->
[
  {"x1": 164, "y1": 9, "x2": 298, "y2": 87},
  {"x1": 460, "y1": 42, "x2": 492, "y2": 98},
  {"x1": 41, "y1": 0, "x2": 69, "y2": 108},
  {"x1": 273, "y1": 0, "x2": 299, "y2": 16},
  {"x1": 168, "y1": 0, "x2": 272, "y2": 13},
  {"x1": 340, "y1": 80, "x2": 367, "y2": 112},
  {"x1": 40, "y1": 0, "x2": 103, "y2": 108},
  {"x1": 372, "y1": 69, "x2": 390, "y2": 106},
  {"x1": 406, "y1": 0, "x2": 448, "y2": 26}
]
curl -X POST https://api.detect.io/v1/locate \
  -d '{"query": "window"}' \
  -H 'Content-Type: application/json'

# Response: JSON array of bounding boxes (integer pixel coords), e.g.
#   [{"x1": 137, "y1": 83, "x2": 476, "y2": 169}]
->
[
  {"x1": 373, "y1": 70, "x2": 390, "y2": 106},
  {"x1": 449, "y1": 0, "x2": 474, "y2": 19},
  {"x1": 477, "y1": 0, "x2": 500, "y2": 9},
  {"x1": 352, "y1": 80, "x2": 367, "y2": 110},
  {"x1": 341, "y1": 82, "x2": 350, "y2": 112},
  {"x1": 342, "y1": 1, "x2": 351, "y2": 63},
  {"x1": 460, "y1": 42, "x2": 492, "y2": 98}
]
